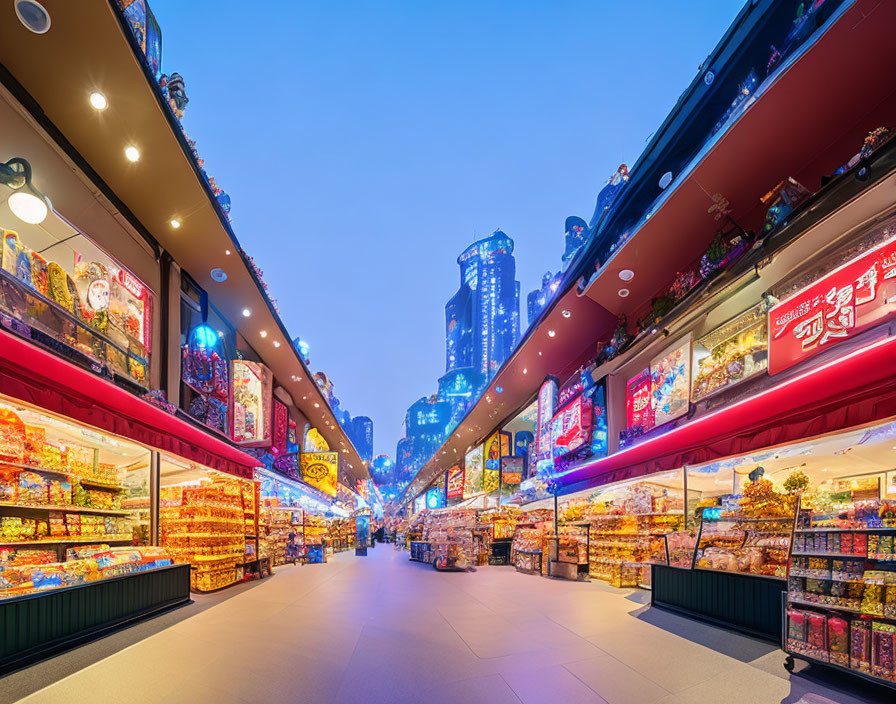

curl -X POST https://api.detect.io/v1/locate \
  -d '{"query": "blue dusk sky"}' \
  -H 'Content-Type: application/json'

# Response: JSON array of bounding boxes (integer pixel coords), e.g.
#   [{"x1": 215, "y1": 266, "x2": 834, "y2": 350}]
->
[{"x1": 152, "y1": 0, "x2": 744, "y2": 458}]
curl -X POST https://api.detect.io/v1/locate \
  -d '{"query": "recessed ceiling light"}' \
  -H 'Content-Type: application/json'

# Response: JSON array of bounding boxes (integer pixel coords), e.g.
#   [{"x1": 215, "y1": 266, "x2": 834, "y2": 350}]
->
[
  {"x1": 124, "y1": 146, "x2": 140, "y2": 162},
  {"x1": 225, "y1": 249, "x2": 231, "y2": 255},
  {"x1": 242, "y1": 308, "x2": 250, "y2": 317},
  {"x1": 291, "y1": 375, "x2": 300, "y2": 381},
  {"x1": 548, "y1": 330, "x2": 556, "y2": 337},
  {"x1": 170, "y1": 219, "x2": 181, "y2": 229},
  {"x1": 523, "y1": 368, "x2": 528, "y2": 374},
  {"x1": 302, "y1": 395, "x2": 307, "y2": 400},
  {"x1": 89, "y1": 92, "x2": 107, "y2": 111},
  {"x1": 619, "y1": 269, "x2": 634, "y2": 281},
  {"x1": 618, "y1": 288, "x2": 630, "y2": 298},
  {"x1": 538, "y1": 351, "x2": 542, "y2": 356},
  {"x1": 273, "y1": 341, "x2": 281, "y2": 348},
  {"x1": 15, "y1": 0, "x2": 51, "y2": 34},
  {"x1": 821, "y1": 468, "x2": 828, "y2": 472},
  {"x1": 210, "y1": 268, "x2": 227, "y2": 282},
  {"x1": 260, "y1": 330, "x2": 268, "y2": 338},
  {"x1": 314, "y1": 403, "x2": 320, "y2": 408},
  {"x1": 562, "y1": 309, "x2": 571, "y2": 318}
]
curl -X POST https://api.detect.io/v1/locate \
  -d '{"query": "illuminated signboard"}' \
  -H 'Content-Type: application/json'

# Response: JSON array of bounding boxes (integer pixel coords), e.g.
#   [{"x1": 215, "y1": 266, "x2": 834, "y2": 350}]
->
[
  {"x1": 413, "y1": 495, "x2": 425, "y2": 514},
  {"x1": 650, "y1": 336, "x2": 691, "y2": 426},
  {"x1": 550, "y1": 395, "x2": 593, "y2": 460},
  {"x1": 536, "y1": 378, "x2": 558, "y2": 462},
  {"x1": 483, "y1": 431, "x2": 504, "y2": 493},
  {"x1": 426, "y1": 484, "x2": 445, "y2": 509},
  {"x1": 446, "y1": 464, "x2": 465, "y2": 499},
  {"x1": 463, "y1": 445, "x2": 483, "y2": 498},
  {"x1": 231, "y1": 360, "x2": 272, "y2": 446},
  {"x1": 300, "y1": 451, "x2": 338, "y2": 497},
  {"x1": 768, "y1": 237, "x2": 896, "y2": 374},
  {"x1": 501, "y1": 456, "x2": 524, "y2": 485},
  {"x1": 626, "y1": 368, "x2": 654, "y2": 433}
]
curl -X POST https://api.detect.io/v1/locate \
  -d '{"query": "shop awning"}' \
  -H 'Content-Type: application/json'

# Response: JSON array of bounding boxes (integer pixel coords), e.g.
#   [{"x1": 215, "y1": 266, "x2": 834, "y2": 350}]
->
[
  {"x1": 0, "y1": 330, "x2": 260, "y2": 479},
  {"x1": 559, "y1": 335, "x2": 896, "y2": 493}
]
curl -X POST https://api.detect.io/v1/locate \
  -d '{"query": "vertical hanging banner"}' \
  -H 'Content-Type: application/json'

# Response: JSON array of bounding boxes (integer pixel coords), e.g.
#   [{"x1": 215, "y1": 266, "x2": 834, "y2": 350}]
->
[
  {"x1": 626, "y1": 368, "x2": 654, "y2": 433},
  {"x1": 768, "y1": 237, "x2": 896, "y2": 374},
  {"x1": 446, "y1": 464, "x2": 465, "y2": 499},
  {"x1": 300, "y1": 451, "x2": 338, "y2": 497},
  {"x1": 463, "y1": 446, "x2": 483, "y2": 498},
  {"x1": 535, "y1": 378, "x2": 558, "y2": 470},
  {"x1": 483, "y1": 431, "x2": 502, "y2": 493},
  {"x1": 501, "y1": 456, "x2": 524, "y2": 485}
]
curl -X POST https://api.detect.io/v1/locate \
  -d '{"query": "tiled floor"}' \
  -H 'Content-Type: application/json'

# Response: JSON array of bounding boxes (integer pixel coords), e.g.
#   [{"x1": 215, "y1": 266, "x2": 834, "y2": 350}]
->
[{"x1": 6, "y1": 547, "x2": 892, "y2": 703}]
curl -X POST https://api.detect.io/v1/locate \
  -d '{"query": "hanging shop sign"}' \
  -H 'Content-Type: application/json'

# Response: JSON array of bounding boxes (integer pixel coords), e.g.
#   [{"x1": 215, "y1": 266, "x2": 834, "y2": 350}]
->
[
  {"x1": 590, "y1": 378, "x2": 609, "y2": 458},
  {"x1": 426, "y1": 483, "x2": 445, "y2": 509},
  {"x1": 501, "y1": 456, "x2": 524, "y2": 485},
  {"x1": 536, "y1": 378, "x2": 559, "y2": 463},
  {"x1": 626, "y1": 368, "x2": 655, "y2": 433},
  {"x1": 230, "y1": 360, "x2": 272, "y2": 445},
  {"x1": 650, "y1": 336, "x2": 692, "y2": 427},
  {"x1": 550, "y1": 395, "x2": 593, "y2": 461},
  {"x1": 463, "y1": 445, "x2": 484, "y2": 498},
  {"x1": 271, "y1": 398, "x2": 288, "y2": 456},
  {"x1": 413, "y1": 495, "x2": 426, "y2": 514},
  {"x1": 300, "y1": 451, "x2": 338, "y2": 497},
  {"x1": 768, "y1": 237, "x2": 896, "y2": 375},
  {"x1": 304, "y1": 426, "x2": 329, "y2": 452},
  {"x1": 692, "y1": 304, "x2": 768, "y2": 401},
  {"x1": 446, "y1": 464, "x2": 465, "y2": 499},
  {"x1": 483, "y1": 431, "x2": 504, "y2": 493},
  {"x1": 558, "y1": 367, "x2": 586, "y2": 407}
]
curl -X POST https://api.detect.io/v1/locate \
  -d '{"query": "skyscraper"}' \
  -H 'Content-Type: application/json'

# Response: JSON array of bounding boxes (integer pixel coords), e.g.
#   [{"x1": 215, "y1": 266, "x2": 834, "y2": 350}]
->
[
  {"x1": 527, "y1": 271, "x2": 562, "y2": 327},
  {"x1": 445, "y1": 230, "x2": 520, "y2": 378},
  {"x1": 347, "y1": 416, "x2": 374, "y2": 465},
  {"x1": 393, "y1": 395, "x2": 451, "y2": 488}
]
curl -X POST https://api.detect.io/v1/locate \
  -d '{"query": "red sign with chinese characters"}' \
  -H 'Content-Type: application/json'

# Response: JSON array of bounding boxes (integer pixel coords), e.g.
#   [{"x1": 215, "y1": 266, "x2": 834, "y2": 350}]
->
[
  {"x1": 626, "y1": 368, "x2": 654, "y2": 432},
  {"x1": 768, "y1": 238, "x2": 896, "y2": 375},
  {"x1": 550, "y1": 395, "x2": 593, "y2": 460},
  {"x1": 446, "y1": 464, "x2": 464, "y2": 499}
]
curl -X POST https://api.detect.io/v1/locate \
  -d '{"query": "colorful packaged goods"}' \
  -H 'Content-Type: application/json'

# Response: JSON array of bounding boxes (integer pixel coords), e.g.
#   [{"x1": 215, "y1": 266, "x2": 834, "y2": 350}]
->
[
  {"x1": 872, "y1": 621, "x2": 896, "y2": 682},
  {"x1": 0, "y1": 408, "x2": 26, "y2": 463},
  {"x1": 828, "y1": 617, "x2": 850, "y2": 667},
  {"x1": 852, "y1": 619, "x2": 872, "y2": 673},
  {"x1": 0, "y1": 467, "x2": 16, "y2": 503}
]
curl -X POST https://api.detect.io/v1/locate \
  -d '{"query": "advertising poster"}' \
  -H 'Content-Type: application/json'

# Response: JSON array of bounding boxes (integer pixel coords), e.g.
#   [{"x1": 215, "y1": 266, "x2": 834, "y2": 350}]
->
[
  {"x1": 501, "y1": 456, "x2": 524, "y2": 485},
  {"x1": 446, "y1": 464, "x2": 465, "y2": 499},
  {"x1": 271, "y1": 398, "x2": 289, "y2": 456},
  {"x1": 536, "y1": 378, "x2": 558, "y2": 462},
  {"x1": 626, "y1": 369, "x2": 654, "y2": 432},
  {"x1": 300, "y1": 451, "x2": 338, "y2": 497},
  {"x1": 650, "y1": 336, "x2": 692, "y2": 426},
  {"x1": 590, "y1": 379, "x2": 608, "y2": 458},
  {"x1": 426, "y1": 485, "x2": 445, "y2": 509},
  {"x1": 231, "y1": 360, "x2": 272, "y2": 446},
  {"x1": 463, "y1": 445, "x2": 483, "y2": 498},
  {"x1": 413, "y1": 495, "x2": 425, "y2": 514},
  {"x1": 483, "y1": 431, "x2": 502, "y2": 493},
  {"x1": 550, "y1": 396, "x2": 593, "y2": 460},
  {"x1": 768, "y1": 237, "x2": 896, "y2": 374},
  {"x1": 355, "y1": 513, "x2": 370, "y2": 549}
]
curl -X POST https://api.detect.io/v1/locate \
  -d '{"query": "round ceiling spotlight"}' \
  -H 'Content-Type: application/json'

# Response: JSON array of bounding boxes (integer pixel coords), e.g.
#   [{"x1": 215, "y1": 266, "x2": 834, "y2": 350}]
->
[
  {"x1": 561, "y1": 309, "x2": 571, "y2": 318},
  {"x1": 89, "y1": 92, "x2": 108, "y2": 111},
  {"x1": 618, "y1": 269, "x2": 634, "y2": 282},
  {"x1": 548, "y1": 330, "x2": 556, "y2": 338},
  {"x1": 618, "y1": 288, "x2": 630, "y2": 298},
  {"x1": 210, "y1": 268, "x2": 227, "y2": 282},
  {"x1": 124, "y1": 146, "x2": 140, "y2": 162},
  {"x1": 15, "y1": 0, "x2": 51, "y2": 34}
]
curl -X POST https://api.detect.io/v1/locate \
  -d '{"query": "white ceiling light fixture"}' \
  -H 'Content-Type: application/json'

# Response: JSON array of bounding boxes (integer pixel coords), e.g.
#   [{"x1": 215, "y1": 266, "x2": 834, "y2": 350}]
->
[
  {"x1": 259, "y1": 330, "x2": 267, "y2": 338},
  {"x1": 89, "y1": 92, "x2": 108, "y2": 111},
  {"x1": 170, "y1": 218, "x2": 181, "y2": 229},
  {"x1": 273, "y1": 341, "x2": 280, "y2": 348},
  {"x1": 225, "y1": 249, "x2": 231, "y2": 256},
  {"x1": 1, "y1": 157, "x2": 51, "y2": 225},
  {"x1": 561, "y1": 309, "x2": 571, "y2": 318},
  {"x1": 124, "y1": 146, "x2": 140, "y2": 162},
  {"x1": 618, "y1": 288, "x2": 630, "y2": 298},
  {"x1": 548, "y1": 330, "x2": 556, "y2": 338},
  {"x1": 619, "y1": 269, "x2": 635, "y2": 281},
  {"x1": 15, "y1": 0, "x2": 51, "y2": 34},
  {"x1": 314, "y1": 403, "x2": 320, "y2": 408}
]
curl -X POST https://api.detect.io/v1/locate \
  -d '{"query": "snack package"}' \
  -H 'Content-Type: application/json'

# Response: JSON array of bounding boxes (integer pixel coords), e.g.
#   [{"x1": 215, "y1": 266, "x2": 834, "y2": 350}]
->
[
  {"x1": 872, "y1": 621, "x2": 896, "y2": 681},
  {"x1": 0, "y1": 408, "x2": 26, "y2": 463},
  {"x1": 17, "y1": 472, "x2": 48, "y2": 505},
  {"x1": 851, "y1": 619, "x2": 872, "y2": 673},
  {"x1": 806, "y1": 612, "x2": 828, "y2": 661},
  {"x1": 828, "y1": 617, "x2": 850, "y2": 667},
  {"x1": 0, "y1": 466, "x2": 17, "y2": 503}
]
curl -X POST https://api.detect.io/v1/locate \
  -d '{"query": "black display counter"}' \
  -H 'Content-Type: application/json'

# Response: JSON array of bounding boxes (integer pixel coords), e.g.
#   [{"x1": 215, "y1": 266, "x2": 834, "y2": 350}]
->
[
  {"x1": 1, "y1": 563, "x2": 191, "y2": 674},
  {"x1": 651, "y1": 564, "x2": 785, "y2": 642}
]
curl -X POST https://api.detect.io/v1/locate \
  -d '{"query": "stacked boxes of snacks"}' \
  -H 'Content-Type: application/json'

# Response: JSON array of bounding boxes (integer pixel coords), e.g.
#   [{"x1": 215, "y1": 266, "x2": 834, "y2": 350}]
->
[
  {"x1": 511, "y1": 521, "x2": 550, "y2": 574},
  {"x1": 0, "y1": 546, "x2": 173, "y2": 598},
  {"x1": 421, "y1": 508, "x2": 477, "y2": 570},
  {"x1": 160, "y1": 478, "x2": 248, "y2": 592},
  {"x1": 260, "y1": 507, "x2": 292, "y2": 566}
]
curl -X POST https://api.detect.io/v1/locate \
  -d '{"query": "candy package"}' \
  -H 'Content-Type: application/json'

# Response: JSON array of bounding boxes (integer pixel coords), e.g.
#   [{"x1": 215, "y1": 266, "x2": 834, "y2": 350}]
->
[
  {"x1": 851, "y1": 619, "x2": 872, "y2": 673},
  {"x1": 828, "y1": 617, "x2": 849, "y2": 667},
  {"x1": 872, "y1": 621, "x2": 896, "y2": 681}
]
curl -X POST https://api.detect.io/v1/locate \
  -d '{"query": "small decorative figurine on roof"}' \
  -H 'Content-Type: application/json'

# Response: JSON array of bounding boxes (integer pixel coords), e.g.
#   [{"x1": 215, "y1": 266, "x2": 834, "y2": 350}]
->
[
  {"x1": 596, "y1": 315, "x2": 633, "y2": 365},
  {"x1": 160, "y1": 72, "x2": 189, "y2": 120},
  {"x1": 712, "y1": 69, "x2": 758, "y2": 136},
  {"x1": 760, "y1": 177, "x2": 810, "y2": 236},
  {"x1": 699, "y1": 225, "x2": 753, "y2": 279},
  {"x1": 588, "y1": 165, "x2": 629, "y2": 230}
]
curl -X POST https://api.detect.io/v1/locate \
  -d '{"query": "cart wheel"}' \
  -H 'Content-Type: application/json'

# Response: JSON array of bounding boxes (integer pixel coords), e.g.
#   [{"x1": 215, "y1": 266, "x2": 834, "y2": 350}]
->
[{"x1": 784, "y1": 655, "x2": 795, "y2": 672}]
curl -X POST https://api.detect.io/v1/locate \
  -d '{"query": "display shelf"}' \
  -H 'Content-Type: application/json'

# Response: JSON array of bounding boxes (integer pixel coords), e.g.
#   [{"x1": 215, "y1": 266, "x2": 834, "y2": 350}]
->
[
  {"x1": 0, "y1": 462, "x2": 126, "y2": 491},
  {"x1": 0, "y1": 536, "x2": 132, "y2": 546},
  {"x1": 791, "y1": 551, "x2": 865, "y2": 558},
  {"x1": 789, "y1": 571, "x2": 862, "y2": 583},
  {"x1": 785, "y1": 650, "x2": 896, "y2": 693},
  {"x1": 795, "y1": 527, "x2": 896, "y2": 533},
  {"x1": 0, "y1": 502, "x2": 133, "y2": 516},
  {"x1": 787, "y1": 597, "x2": 867, "y2": 615}
]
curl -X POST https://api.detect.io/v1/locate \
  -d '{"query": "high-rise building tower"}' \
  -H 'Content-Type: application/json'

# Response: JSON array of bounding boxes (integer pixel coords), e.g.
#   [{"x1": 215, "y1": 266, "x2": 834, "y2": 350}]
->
[
  {"x1": 347, "y1": 416, "x2": 374, "y2": 465},
  {"x1": 445, "y1": 230, "x2": 520, "y2": 379}
]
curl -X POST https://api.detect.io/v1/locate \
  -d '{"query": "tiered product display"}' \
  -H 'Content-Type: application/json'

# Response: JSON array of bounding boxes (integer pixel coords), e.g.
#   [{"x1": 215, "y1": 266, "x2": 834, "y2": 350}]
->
[
  {"x1": 421, "y1": 508, "x2": 477, "y2": 570},
  {"x1": 571, "y1": 481, "x2": 685, "y2": 588},
  {"x1": 328, "y1": 518, "x2": 355, "y2": 553},
  {"x1": 259, "y1": 507, "x2": 302, "y2": 566},
  {"x1": 0, "y1": 400, "x2": 152, "y2": 598},
  {"x1": 160, "y1": 472, "x2": 254, "y2": 592},
  {"x1": 511, "y1": 514, "x2": 552, "y2": 575},
  {"x1": 785, "y1": 488, "x2": 896, "y2": 687},
  {"x1": 304, "y1": 514, "x2": 327, "y2": 563}
]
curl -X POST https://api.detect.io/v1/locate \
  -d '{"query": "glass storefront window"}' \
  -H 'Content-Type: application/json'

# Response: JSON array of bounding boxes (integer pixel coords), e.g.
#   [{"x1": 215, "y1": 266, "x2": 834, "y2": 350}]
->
[
  {"x1": 159, "y1": 455, "x2": 257, "y2": 593},
  {"x1": 0, "y1": 202, "x2": 152, "y2": 386},
  {"x1": 0, "y1": 396, "x2": 158, "y2": 599}
]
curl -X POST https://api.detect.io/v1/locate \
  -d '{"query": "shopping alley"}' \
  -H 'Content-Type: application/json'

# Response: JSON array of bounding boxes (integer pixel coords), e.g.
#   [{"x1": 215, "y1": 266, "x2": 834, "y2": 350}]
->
[{"x1": 1, "y1": 545, "x2": 887, "y2": 704}]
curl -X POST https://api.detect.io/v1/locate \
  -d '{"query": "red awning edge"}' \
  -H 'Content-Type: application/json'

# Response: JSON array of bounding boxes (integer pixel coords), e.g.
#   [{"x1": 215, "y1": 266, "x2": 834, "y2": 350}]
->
[
  {"x1": 0, "y1": 330, "x2": 260, "y2": 478},
  {"x1": 560, "y1": 334, "x2": 896, "y2": 492}
]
